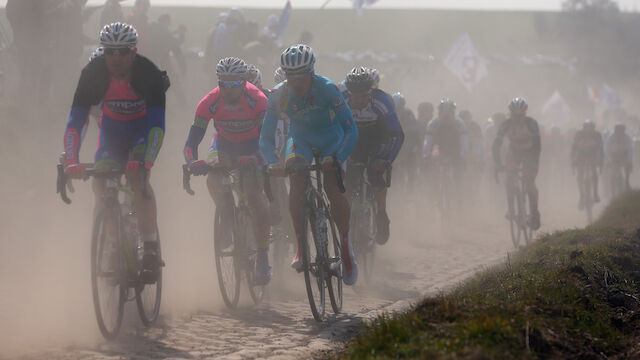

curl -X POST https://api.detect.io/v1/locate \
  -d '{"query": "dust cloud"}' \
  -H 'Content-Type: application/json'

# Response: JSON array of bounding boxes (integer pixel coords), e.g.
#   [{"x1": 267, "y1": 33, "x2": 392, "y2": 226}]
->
[{"x1": 0, "y1": 2, "x2": 634, "y2": 358}]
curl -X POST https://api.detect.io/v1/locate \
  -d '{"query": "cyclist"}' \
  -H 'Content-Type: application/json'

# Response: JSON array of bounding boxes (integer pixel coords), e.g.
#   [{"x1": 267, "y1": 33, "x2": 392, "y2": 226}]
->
[
  {"x1": 342, "y1": 66, "x2": 404, "y2": 245},
  {"x1": 259, "y1": 44, "x2": 359, "y2": 285},
  {"x1": 393, "y1": 92, "x2": 419, "y2": 187},
  {"x1": 184, "y1": 57, "x2": 272, "y2": 285},
  {"x1": 493, "y1": 98, "x2": 541, "y2": 231},
  {"x1": 604, "y1": 123, "x2": 633, "y2": 193},
  {"x1": 247, "y1": 64, "x2": 269, "y2": 96},
  {"x1": 423, "y1": 99, "x2": 468, "y2": 211},
  {"x1": 62, "y1": 22, "x2": 166, "y2": 283},
  {"x1": 571, "y1": 119, "x2": 604, "y2": 208},
  {"x1": 459, "y1": 110, "x2": 484, "y2": 200}
]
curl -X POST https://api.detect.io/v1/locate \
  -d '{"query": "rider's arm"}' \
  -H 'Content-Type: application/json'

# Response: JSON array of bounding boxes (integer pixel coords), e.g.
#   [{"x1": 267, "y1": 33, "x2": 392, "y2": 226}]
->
[
  {"x1": 596, "y1": 133, "x2": 604, "y2": 167},
  {"x1": 328, "y1": 84, "x2": 358, "y2": 163},
  {"x1": 492, "y1": 120, "x2": 508, "y2": 166},
  {"x1": 143, "y1": 67, "x2": 167, "y2": 167},
  {"x1": 530, "y1": 119, "x2": 542, "y2": 160},
  {"x1": 259, "y1": 87, "x2": 282, "y2": 166},
  {"x1": 373, "y1": 90, "x2": 404, "y2": 163},
  {"x1": 183, "y1": 94, "x2": 213, "y2": 163},
  {"x1": 458, "y1": 118, "x2": 469, "y2": 158},
  {"x1": 423, "y1": 119, "x2": 436, "y2": 158},
  {"x1": 63, "y1": 66, "x2": 101, "y2": 165}
]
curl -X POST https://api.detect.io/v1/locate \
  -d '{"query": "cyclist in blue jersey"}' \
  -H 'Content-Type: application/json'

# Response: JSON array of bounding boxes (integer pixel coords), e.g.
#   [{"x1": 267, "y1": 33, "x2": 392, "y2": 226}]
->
[
  {"x1": 62, "y1": 23, "x2": 166, "y2": 283},
  {"x1": 259, "y1": 44, "x2": 359, "y2": 285},
  {"x1": 342, "y1": 67, "x2": 404, "y2": 244}
]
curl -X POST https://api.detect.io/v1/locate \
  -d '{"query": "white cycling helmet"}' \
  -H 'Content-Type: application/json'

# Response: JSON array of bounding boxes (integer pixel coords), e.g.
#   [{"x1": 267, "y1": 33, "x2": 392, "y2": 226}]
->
[
  {"x1": 280, "y1": 44, "x2": 316, "y2": 73},
  {"x1": 216, "y1": 57, "x2": 248, "y2": 78},
  {"x1": 247, "y1": 64, "x2": 262, "y2": 87},
  {"x1": 274, "y1": 67, "x2": 287, "y2": 84},
  {"x1": 99, "y1": 22, "x2": 138, "y2": 47},
  {"x1": 508, "y1": 97, "x2": 528, "y2": 115},
  {"x1": 89, "y1": 47, "x2": 104, "y2": 61}
]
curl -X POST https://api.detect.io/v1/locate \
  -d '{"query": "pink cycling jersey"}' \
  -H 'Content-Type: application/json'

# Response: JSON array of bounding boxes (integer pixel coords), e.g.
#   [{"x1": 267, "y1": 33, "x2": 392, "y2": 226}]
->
[{"x1": 194, "y1": 82, "x2": 267, "y2": 143}]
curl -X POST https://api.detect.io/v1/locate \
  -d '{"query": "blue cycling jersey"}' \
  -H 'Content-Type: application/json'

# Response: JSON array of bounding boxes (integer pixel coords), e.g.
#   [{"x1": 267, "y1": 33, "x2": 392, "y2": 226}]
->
[{"x1": 260, "y1": 74, "x2": 358, "y2": 165}]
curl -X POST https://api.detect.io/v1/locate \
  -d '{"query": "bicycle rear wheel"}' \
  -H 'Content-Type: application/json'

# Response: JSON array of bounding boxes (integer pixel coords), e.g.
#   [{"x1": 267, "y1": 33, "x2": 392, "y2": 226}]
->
[
  {"x1": 91, "y1": 206, "x2": 125, "y2": 340},
  {"x1": 136, "y1": 238, "x2": 162, "y2": 326},
  {"x1": 302, "y1": 208, "x2": 326, "y2": 322},
  {"x1": 214, "y1": 204, "x2": 241, "y2": 309}
]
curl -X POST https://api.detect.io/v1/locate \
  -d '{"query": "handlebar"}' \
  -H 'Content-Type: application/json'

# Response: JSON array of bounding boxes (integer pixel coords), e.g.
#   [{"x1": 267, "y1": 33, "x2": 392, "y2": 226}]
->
[{"x1": 56, "y1": 156, "x2": 150, "y2": 204}]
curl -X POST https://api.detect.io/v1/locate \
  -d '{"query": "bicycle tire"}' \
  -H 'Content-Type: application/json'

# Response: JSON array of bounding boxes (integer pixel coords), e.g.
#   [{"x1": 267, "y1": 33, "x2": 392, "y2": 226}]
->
[
  {"x1": 327, "y1": 208, "x2": 343, "y2": 314},
  {"x1": 91, "y1": 206, "x2": 125, "y2": 340},
  {"x1": 242, "y1": 208, "x2": 266, "y2": 305},
  {"x1": 302, "y1": 206, "x2": 326, "y2": 322},
  {"x1": 214, "y1": 203, "x2": 241, "y2": 309},
  {"x1": 135, "y1": 238, "x2": 162, "y2": 326}
]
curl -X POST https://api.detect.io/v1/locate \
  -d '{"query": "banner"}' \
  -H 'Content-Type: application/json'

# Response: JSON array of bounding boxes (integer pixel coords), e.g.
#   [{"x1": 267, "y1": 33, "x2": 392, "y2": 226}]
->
[
  {"x1": 443, "y1": 33, "x2": 488, "y2": 91},
  {"x1": 275, "y1": 1, "x2": 291, "y2": 47}
]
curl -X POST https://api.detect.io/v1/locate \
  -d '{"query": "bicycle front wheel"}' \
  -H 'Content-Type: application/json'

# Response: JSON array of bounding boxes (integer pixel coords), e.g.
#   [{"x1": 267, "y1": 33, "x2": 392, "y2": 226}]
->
[
  {"x1": 91, "y1": 206, "x2": 125, "y2": 340},
  {"x1": 302, "y1": 208, "x2": 326, "y2": 322},
  {"x1": 242, "y1": 210, "x2": 266, "y2": 306},
  {"x1": 214, "y1": 205, "x2": 241, "y2": 309},
  {"x1": 136, "y1": 238, "x2": 162, "y2": 326},
  {"x1": 327, "y1": 210, "x2": 343, "y2": 314}
]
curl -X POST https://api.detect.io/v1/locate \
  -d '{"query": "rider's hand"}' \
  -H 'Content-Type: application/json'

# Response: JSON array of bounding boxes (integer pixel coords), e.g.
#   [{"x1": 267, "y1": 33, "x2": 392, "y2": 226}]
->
[
  {"x1": 370, "y1": 158, "x2": 387, "y2": 173},
  {"x1": 267, "y1": 163, "x2": 286, "y2": 177},
  {"x1": 64, "y1": 163, "x2": 88, "y2": 180},
  {"x1": 188, "y1": 160, "x2": 209, "y2": 176}
]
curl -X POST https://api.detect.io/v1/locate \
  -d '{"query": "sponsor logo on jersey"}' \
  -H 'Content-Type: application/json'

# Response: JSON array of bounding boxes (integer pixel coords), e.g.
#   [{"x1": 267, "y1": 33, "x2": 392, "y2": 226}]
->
[{"x1": 104, "y1": 99, "x2": 146, "y2": 115}]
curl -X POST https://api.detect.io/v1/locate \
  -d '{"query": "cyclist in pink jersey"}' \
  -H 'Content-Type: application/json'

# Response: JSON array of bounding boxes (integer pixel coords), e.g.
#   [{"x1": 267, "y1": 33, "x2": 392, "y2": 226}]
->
[{"x1": 184, "y1": 57, "x2": 272, "y2": 285}]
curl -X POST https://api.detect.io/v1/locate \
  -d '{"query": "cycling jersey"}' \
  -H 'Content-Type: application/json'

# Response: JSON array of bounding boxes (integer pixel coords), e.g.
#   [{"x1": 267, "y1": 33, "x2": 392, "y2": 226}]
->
[
  {"x1": 423, "y1": 116, "x2": 469, "y2": 160},
  {"x1": 260, "y1": 74, "x2": 357, "y2": 166},
  {"x1": 184, "y1": 82, "x2": 267, "y2": 162},
  {"x1": 493, "y1": 117, "x2": 541, "y2": 164},
  {"x1": 342, "y1": 88, "x2": 404, "y2": 164},
  {"x1": 605, "y1": 133, "x2": 633, "y2": 166},
  {"x1": 571, "y1": 129, "x2": 604, "y2": 167},
  {"x1": 63, "y1": 55, "x2": 166, "y2": 168}
]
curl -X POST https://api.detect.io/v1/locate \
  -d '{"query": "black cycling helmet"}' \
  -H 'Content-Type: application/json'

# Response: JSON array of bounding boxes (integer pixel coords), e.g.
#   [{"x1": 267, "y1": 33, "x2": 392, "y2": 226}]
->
[{"x1": 345, "y1": 66, "x2": 373, "y2": 93}]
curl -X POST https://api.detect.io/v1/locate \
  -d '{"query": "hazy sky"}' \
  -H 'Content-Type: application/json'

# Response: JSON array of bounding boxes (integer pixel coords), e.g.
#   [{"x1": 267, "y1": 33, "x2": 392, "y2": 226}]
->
[{"x1": 1, "y1": 0, "x2": 640, "y2": 11}]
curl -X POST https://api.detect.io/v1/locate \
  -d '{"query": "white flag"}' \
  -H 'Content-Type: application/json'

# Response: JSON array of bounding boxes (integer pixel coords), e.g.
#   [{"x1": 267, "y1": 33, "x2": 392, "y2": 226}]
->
[
  {"x1": 443, "y1": 33, "x2": 488, "y2": 90},
  {"x1": 542, "y1": 91, "x2": 572, "y2": 127},
  {"x1": 599, "y1": 83, "x2": 622, "y2": 110},
  {"x1": 275, "y1": 1, "x2": 291, "y2": 47},
  {"x1": 351, "y1": 0, "x2": 379, "y2": 16}
]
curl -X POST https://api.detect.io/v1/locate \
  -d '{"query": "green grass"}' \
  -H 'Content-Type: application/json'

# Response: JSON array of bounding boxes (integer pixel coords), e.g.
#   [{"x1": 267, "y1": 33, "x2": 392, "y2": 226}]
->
[{"x1": 340, "y1": 191, "x2": 640, "y2": 359}]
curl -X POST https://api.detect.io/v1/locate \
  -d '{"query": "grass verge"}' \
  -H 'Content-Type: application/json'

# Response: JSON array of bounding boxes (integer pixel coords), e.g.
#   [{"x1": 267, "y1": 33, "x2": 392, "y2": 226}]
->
[{"x1": 340, "y1": 191, "x2": 640, "y2": 359}]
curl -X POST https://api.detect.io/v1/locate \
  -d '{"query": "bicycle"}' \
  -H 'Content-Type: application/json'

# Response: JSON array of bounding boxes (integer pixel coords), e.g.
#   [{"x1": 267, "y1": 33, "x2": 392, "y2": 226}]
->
[
  {"x1": 429, "y1": 150, "x2": 458, "y2": 233},
  {"x1": 348, "y1": 161, "x2": 391, "y2": 283},
  {"x1": 56, "y1": 158, "x2": 162, "y2": 340},
  {"x1": 576, "y1": 163, "x2": 598, "y2": 223},
  {"x1": 265, "y1": 150, "x2": 344, "y2": 322},
  {"x1": 183, "y1": 163, "x2": 267, "y2": 309},
  {"x1": 608, "y1": 160, "x2": 628, "y2": 200},
  {"x1": 496, "y1": 166, "x2": 532, "y2": 248}
]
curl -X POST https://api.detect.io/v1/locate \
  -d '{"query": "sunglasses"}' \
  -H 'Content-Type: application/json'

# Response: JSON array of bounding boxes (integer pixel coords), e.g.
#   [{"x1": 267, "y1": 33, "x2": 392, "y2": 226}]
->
[
  {"x1": 104, "y1": 47, "x2": 133, "y2": 56},
  {"x1": 218, "y1": 80, "x2": 244, "y2": 89}
]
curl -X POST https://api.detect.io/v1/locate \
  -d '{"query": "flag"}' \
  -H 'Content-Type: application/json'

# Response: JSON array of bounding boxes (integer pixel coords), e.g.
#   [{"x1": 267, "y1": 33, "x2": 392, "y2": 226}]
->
[
  {"x1": 443, "y1": 33, "x2": 488, "y2": 91},
  {"x1": 599, "y1": 83, "x2": 622, "y2": 110},
  {"x1": 275, "y1": 1, "x2": 291, "y2": 47},
  {"x1": 351, "y1": 0, "x2": 379, "y2": 16},
  {"x1": 542, "y1": 91, "x2": 572, "y2": 127}
]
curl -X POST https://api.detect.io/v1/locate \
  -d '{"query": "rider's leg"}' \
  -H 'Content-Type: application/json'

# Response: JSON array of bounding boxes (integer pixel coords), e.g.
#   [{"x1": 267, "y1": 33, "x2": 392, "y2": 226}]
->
[
  {"x1": 576, "y1": 165, "x2": 585, "y2": 208},
  {"x1": 591, "y1": 165, "x2": 600, "y2": 201},
  {"x1": 243, "y1": 168, "x2": 272, "y2": 284},
  {"x1": 524, "y1": 155, "x2": 540, "y2": 230},
  {"x1": 323, "y1": 165, "x2": 358, "y2": 285},
  {"x1": 369, "y1": 167, "x2": 390, "y2": 244}
]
